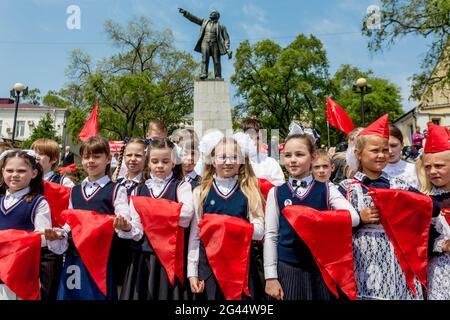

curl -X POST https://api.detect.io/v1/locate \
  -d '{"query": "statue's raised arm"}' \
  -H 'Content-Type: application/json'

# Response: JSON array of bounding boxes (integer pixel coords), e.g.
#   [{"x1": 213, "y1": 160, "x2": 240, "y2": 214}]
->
[{"x1": 178, "y1": 8, "x2": 232, "y2": 80}]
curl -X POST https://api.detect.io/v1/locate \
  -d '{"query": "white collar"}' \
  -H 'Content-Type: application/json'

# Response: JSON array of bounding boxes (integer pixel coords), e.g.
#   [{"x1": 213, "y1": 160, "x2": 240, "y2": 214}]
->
[
  {"x1": 82, "y1": 175, "x2": 111, "y2": 188},
  {"x1": 354, "y1": 171, "x2": 390, "y2": 182},
  {"x1": 5, "y1": 187, "x2": 31, "y2": 199},
  {"x1": 124, "y1": 173, "x2": 142, "y2": 183},
  {"x1": 43, "y1": 171, "x2": 56, "y2": 180},
  {"x1": 213, "y1": 174, "x2": 238, "y2": 184},
  {"x1": 288, "y1": 175, "x2": 313, "y2": 187},
  {"x1": 186, "y1": 170, "x2": 198, "y2": 180},
  {"x1": 430, "y1": 187, "x2": 450, "y2": 196}
]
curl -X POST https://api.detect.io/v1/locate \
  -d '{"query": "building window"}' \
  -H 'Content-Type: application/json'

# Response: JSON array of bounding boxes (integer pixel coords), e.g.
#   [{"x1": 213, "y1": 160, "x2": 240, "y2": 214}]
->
[
  {"x1": 16, "y1": 121, "x2": 25, "y2": 137},
  {"x1": 431, "y1": 118, "x2": 441, "y2": 125}
]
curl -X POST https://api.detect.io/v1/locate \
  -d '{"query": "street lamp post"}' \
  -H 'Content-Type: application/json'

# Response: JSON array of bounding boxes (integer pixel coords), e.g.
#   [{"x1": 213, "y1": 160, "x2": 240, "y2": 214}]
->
[
  {"x1": 352, "y1": 78, "x2": 372, "y2": 127},
  {"x1": 9, "y1": 83, "x2": 28, "y2": 144}
]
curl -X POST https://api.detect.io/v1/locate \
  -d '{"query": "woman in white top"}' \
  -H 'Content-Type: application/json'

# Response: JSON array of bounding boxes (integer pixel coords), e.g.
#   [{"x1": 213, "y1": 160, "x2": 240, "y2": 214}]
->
[{"x1": 384, "y1": 125, "x2": 418, "y2": 188}]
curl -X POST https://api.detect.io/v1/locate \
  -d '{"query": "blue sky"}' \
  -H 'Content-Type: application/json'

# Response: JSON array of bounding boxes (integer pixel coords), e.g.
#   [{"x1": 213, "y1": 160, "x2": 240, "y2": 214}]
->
[{"x1": 0, "y1": 0, "x2": 433, "y2": 111}]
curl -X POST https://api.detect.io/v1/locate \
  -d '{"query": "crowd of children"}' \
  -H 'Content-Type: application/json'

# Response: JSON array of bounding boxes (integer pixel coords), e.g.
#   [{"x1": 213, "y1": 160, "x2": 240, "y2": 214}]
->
[{"x1": 0, "y1": 116, "x2": 448, "y2": 300}]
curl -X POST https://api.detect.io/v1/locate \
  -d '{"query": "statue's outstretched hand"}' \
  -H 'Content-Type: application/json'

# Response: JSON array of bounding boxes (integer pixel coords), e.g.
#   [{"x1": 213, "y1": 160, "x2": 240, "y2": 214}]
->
[{"x1": 178, "y1": 8, "x2": 186, "y2": 15}]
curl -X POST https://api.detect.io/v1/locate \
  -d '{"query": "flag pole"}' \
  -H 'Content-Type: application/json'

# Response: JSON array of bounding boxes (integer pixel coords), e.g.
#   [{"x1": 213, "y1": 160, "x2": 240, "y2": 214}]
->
[{"x1": 327, "y1": 121, "x2": 331, "y2": 149}]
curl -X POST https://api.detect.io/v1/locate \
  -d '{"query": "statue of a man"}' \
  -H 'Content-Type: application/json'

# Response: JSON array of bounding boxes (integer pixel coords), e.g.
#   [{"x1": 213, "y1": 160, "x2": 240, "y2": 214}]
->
[{"x1": 179, "y1": 8, "x2": 232, "y2": 80}]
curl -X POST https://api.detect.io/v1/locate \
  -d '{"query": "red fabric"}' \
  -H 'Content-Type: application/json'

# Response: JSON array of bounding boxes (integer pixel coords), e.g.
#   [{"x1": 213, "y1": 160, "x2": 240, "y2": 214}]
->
[
  {"x1": 43, "y1": 180, "x2": 71, "y2": 227},
  {"x1": 199, "y1": 214, "x2": 254, "y2": 300},
  {"x1": 0, "y1": 230, "x2": 41, "y2": 300},
  {"x1": 78, "y1": 101, "x2": 99, "y2": 141},
  {"x1": 131, "y1": 196, "x2": 185, "y2": 285},
  {"x1": 326, "y1": 96, "x2": 355, "y2": 135},
  {"x1": 258, "y1": 178, "x2": 275, "y2": 200},
  {"x1": 282, "y1": 205, "x2": 357, "y2": 300},
  {"x1": 58, "y1": 163, "x2": 77, "y2": 174},
  {"x1": 358, "y1": 114, "x2": 389, "y2": 139},
  {"x1": 369, "y1": 188, "x2": 433, "y2": 294},
  {"x1": 62, "y1": 209, "x2": 115, "y2": 296},
  {"x1": 424, "y1": 123, "x2": 450, "y2": 153}
]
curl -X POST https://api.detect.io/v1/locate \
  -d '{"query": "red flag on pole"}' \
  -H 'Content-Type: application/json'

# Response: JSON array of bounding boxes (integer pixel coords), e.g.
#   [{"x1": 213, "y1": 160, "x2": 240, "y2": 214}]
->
[
  {"x1": 78, "y1": 101, "x2": 99, "y2": 141},
  {"x1": 326, "y1": 96, "x2": 355, "y2": 135}
]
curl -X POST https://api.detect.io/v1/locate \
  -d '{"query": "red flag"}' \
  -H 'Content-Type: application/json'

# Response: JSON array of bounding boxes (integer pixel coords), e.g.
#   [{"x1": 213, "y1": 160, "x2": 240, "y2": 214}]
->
[
  {"x1": 0, "y1": 230, "x2": 41, "y2": 300},
  {"x1": 62, "y1": 209, "x2": 115, "y2": 296},
  {"x1": 258, "y1": 178, "x2": 275, "y2": 201},
  {"x1": 282, "y1": 205, "x2": 357, "y2": 300},
  {"x1": 199, "y1": 214, "x2": 254, "y2": 300},
  {"x1": 78, "y1": 101, "x2": 99, "y2": 142},
  {"x1": 58, "y1": 163, "x2": 77, "y2": 175},
  {"x1": 369, "y1": 188, "x2": 433, "y2": 294},
  {"x1": 43, "y1": 180, "x2": 71, "y2": 227},
  {"x1": 326, "y1": 96, "x2": 355, "y2": 135},
  {"x1": 131, "y1": 196, "x2": 185, "y2": 285}
]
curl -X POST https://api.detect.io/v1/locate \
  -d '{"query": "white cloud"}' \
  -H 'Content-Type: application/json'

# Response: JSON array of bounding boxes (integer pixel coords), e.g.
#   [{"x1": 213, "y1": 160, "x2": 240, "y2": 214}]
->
[
  {"x1": 242, "y1": 3, "x2": 266, "y2": 22},
  {"x1": 240, "y1": 3, "x2": 274, "y2": 40}
]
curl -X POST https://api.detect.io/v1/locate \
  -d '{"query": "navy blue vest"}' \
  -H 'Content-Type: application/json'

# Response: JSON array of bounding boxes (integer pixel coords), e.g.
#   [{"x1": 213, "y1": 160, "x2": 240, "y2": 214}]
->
[
  {"x1": 117, "y1": 177, "x2": 139, "y2": 196},
  {"x1": 132, "y1": 178, "x2": 181, "y2": 252},
  {"x1": 71, "y1": 181, "x2": 119, "y2": 214},
  {"x1": 276, "y1": 180, "x2": 329, "y2": 269},
  {"x1": 188, "y1": 174, "x2": 202, "y2": 190},
  {"x1": 0, "y1": 194, "x2": 44, "y2": 231},
  {"x1": 48, "y1": 173, "x2": 62, "y2": 185},
  {"x1": 202, "y1": 181, "x2": 248, "y2": 220},
  {"x1": 199, "y1": 181, "x2": 249, "y2": 281}
]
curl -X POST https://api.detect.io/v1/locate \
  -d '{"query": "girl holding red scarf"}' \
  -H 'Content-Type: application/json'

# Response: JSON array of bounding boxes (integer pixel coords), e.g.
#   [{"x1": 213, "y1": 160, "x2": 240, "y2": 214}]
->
[
  {"x1": 264, "y1": 132, "x2": 360, "y2": 300},
  {"x1": 121, "y1": 138, "x2": 194, "y2": 300},
  {"x1": 421, "y1": 123, "x2": 450, "y2": 300},
  {"x1": 44, "y1": 136, "x2": 141, "y2": 300},
  {"x1": 187, "y1": 131, "x2": 265, "y2": 300},
  {"x1": 338, "y1": 115, "x2": 440, "y2": 300}
]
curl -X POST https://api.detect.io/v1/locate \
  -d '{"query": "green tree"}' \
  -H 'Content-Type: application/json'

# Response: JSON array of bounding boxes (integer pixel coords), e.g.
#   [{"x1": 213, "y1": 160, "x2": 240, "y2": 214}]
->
[
  {"x1": 24, "y1": 88, "x2": 41, "y2": 105},
  {"x1": 362, "y1": 0, "x2": 450, "y2": 100},
  {"x1": 21, "y1": 113, "x2": 61, "y2": 149},
  {"x1": 231, "y1": 35, "x2": 335, "y2": 137},
  {"x1": 56, "y1": 16, "x2": 197, "y2": 141}
]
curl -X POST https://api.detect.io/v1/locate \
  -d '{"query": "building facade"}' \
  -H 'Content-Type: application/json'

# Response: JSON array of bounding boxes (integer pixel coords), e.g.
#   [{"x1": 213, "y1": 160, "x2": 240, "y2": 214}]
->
[{"x1": 0, "y1": 98, "x2": 67, "y2": 142}]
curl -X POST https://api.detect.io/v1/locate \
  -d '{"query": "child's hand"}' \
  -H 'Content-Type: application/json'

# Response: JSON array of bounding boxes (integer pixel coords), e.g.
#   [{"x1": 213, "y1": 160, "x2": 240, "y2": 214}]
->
[
  {"x1": 443, "y1": 240, "x2": 450, "y2": 253},
  {"x1": 113, "y1": 216, "x2": 132, "y2": 232},
  {"x1": 189, "y1": 277, "x2": 205, "y2": 293},
  {"x1": 44, "y1": 228, "x2": 64, "y2": 241},
  {"x1": 265, "y1": 279, "x2": 284, "y2": 300},
  {"x1": 360, "y1": 207, "x2": 380, "y2": 224}
]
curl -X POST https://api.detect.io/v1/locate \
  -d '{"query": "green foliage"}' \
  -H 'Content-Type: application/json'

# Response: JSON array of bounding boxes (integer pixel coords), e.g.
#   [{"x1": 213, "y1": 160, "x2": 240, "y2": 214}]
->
[
  {"x1": 24, "y1": 88, "x2": 42, "y2": 105},
  {"x1": 362, "y1": 0, "x2": 450, "y2": 100},
  {"x1": 231, "y1": 35, "x2": 335, "y2": 137},
  {"x1": 21, "y1": 113, "x2": 61, "y2": 149}
]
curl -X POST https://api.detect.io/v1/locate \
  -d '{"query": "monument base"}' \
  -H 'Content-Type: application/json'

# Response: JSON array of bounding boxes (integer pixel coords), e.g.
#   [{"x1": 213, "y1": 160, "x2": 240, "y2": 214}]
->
[{"x1": 193, "y1": 80, "x2": 233, "y2": 137}]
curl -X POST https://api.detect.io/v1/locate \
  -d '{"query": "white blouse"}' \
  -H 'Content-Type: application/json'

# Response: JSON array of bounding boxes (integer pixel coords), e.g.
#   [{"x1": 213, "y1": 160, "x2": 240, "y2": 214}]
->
[
  {"x1": 43, "y1": 171, "x2": 75, "y2": 188},
  {"x1": 263, "y1": 176, "x2": 360, "y2": 280},
  {"x1": 187, "y1": 175, "x2": 265, "y2": 278},
  {"x1": 384, "y1": 160, "x2": 418, "y2": 189}
]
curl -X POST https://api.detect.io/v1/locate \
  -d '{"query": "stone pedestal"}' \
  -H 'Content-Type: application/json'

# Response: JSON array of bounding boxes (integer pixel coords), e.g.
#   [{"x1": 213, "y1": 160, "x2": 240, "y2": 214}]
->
[{"x1": 193, "y1": 80, "x2": 233, "y2": 137}]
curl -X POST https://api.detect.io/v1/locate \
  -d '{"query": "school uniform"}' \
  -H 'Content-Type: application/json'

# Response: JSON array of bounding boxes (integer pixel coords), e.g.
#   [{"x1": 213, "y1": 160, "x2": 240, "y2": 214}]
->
[
  {"x1": 0, "y1": 187, "x2": 53, "y2": 300},
  {"x1": 184, "y1": 170, "x2": 202, "y2": 190},
  {"x1": 121, "y1": 173, "x2": 194, "y2": 300},
  {"x1": 117, "y1": 173, "x2": 142, "y2": 196},
  {"x1": 188, "y1": 175, "x2": 265, "y2": 300},
  {"x1": 338, "y1": 171, "x2": 431, "y2": 300},
  {"x1": 43, "y1": 171, "x2": 75, "y2": 188},
  {"x1": 264, "y1": 175, "x2": 359, "y2": 300},
  {"x1": 384, "y1": 160, "x2": 419, "y2": 189},
  {"x1": 51, "y1": 175, "x2": 141, "y2": 300},
  {"x1": 427, "y1": 187, "x2": 450, "y2": 300}
]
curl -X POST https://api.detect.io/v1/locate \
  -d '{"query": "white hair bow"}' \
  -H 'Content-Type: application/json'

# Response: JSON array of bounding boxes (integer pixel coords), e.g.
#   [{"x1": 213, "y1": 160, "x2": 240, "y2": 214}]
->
[
  {"x1": 198, "y1": 130, "x2": 225, "y2": 156},
  {"x1": 0, "y1": 149, "x2": 39, "y2": 163},
  {"x1": 233, "y1": 131, "x2": 258, "y2": 158}
]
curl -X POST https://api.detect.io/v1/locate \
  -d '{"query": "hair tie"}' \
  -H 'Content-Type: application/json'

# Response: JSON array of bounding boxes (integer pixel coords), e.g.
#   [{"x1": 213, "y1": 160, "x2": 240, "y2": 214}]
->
[
  {"x1": 123, "y1": 137, "x2": 130, "y2": 144},
  {"x1": 145, "y1": 138, "x2": 153, "y2": 145}
]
